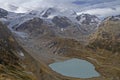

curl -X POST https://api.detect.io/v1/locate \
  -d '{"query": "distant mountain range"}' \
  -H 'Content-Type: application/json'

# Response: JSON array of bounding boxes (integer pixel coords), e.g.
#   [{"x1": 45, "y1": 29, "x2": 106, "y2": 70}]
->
[{"x1": 0, "y1": 8, "x2": 100, "y2": 40}]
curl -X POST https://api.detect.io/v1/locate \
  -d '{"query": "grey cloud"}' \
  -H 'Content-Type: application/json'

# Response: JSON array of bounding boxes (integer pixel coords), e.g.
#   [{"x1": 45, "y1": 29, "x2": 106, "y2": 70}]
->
[{"x1": 0, "y1": 0, "x2": 119, "y2": 17}]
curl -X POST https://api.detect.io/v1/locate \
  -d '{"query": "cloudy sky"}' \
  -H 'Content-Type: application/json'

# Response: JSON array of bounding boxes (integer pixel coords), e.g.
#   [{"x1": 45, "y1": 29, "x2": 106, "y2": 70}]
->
[{"x1": 0, "y1": 0, "x2": 120, "y2": 17}]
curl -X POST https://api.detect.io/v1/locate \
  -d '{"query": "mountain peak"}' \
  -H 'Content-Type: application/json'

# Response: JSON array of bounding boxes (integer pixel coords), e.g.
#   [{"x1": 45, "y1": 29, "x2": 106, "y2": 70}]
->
[
  {"x1": 0, "y1": 8, "x2": 8, "y2": 18},
  {"x1": 105, "y1": 15, "x2": 120, "y2": 21},
  {"x1": 76, "y1": 13, "x2": 100, "y2": 25},
  {"x1": 42, "y1": 7, "x2": 58, "y2": 18}
]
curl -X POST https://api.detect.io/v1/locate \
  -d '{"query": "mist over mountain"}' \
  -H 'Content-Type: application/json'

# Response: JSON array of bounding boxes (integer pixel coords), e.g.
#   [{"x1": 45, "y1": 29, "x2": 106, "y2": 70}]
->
[{"x1": 0, "y1": 0, "x2": 120, "y2": 18}]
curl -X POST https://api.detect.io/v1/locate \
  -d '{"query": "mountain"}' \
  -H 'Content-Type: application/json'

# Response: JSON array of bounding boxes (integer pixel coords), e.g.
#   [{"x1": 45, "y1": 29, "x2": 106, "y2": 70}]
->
[
  {"x1": 42, "y1": 8, "x2": 58, "y2": 18},
  {"x1": 15, "y1": 17, "x2": 54, "y2": 38},
  {"x1": 76, "y1": 14, "x2": 100, "y2": 33},
  {"x1": 105, "y1": 15, "x2": 120, "y2": 21},
  {"x1": 41, "y1": 8, "x2": 77, "y2": 18},
  {"x1": 13, "y1": 15, "x2": 120, "y2": 80},
  {"x1": 89, "y1": 15, "x2": 120, "y2": 53},
  {"x1": 13, "y1": 16, "x2": 94, "y2": 42},
  {"x1": 4, "y1": 10, "x2": 99, "y2": 42},
  {"x1": 0, "y1": 8, "x2": 100, "y2": 37},
  {"x1": 0, "y1": 22, "x2": 37, "y2": 80},
  {"x1": 0, "y1": 21, "x2": 71, "y2": 80},
  {"x1": 52, "y1": 16, "x2": 72, "y2": 28},
  {"x1": 76, "y1": 13, "x2": 100, "y2": 25},
  {"x1": 0, "y1": 8, "x2": 8, "y2": 18}
]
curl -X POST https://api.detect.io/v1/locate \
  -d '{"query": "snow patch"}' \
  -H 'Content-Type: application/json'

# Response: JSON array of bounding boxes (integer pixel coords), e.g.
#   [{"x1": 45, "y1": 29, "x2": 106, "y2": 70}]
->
[
  {"x1": 19, "y1": 51, "x2": 24, "y2": 57},
  {"x1": 61, "y1": 28, "x2": 64, "y2": 32}
]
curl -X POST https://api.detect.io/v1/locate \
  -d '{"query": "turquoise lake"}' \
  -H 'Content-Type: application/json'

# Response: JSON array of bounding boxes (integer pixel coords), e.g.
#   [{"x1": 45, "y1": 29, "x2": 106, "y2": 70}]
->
[{"x1": 49, "y1": 58, "x2": 100, "y2": 78}]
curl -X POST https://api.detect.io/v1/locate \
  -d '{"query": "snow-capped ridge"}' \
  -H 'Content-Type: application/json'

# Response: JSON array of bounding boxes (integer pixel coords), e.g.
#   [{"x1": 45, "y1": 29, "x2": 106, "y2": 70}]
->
[
  {"x1": 109, "y1": 15, "x2": 120, "y2": 21},
  {"x1": 76, "y1": 13, "x2": 100, "y2": 25}
]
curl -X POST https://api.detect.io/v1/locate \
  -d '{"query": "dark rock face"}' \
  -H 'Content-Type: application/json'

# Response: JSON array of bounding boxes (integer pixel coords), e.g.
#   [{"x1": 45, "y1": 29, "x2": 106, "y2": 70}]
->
[
  {"x1": 52, "y1": 16, "x2": 72, "y2": 28},
  {"x1": 15, "y1": 17, "x2": 54, "y2": 37},
  {"x1": 0, "y1": 8, "x2": 8, "y2": 18},
  {"x1": 16, "y1": 17, "x2": 43, "y2": 31}
]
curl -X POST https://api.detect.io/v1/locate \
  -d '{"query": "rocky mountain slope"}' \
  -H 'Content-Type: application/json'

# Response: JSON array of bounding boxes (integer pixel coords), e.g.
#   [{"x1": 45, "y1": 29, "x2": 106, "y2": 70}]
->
[
  {"x1": 13, "y1": 14, "x2": 120, "y2": 80},
  {"x1": 0, "y1": 22, "x2": 37, "y2": 80},
  {"x1": 0, "y1": 8, "x2": 100, "y2": 40},
  {"x1": 12, "y1": 14, "x2": 100, "y2": 43},
  {"x1": 0, "y1": 21, "x2": 72, "y2": 80},
  {"x1": 76, "y1": 14, "x2": 100, "y2": 33},
  {"x1": 89, "y1": 15, "x2": 120, "y2": 53}
]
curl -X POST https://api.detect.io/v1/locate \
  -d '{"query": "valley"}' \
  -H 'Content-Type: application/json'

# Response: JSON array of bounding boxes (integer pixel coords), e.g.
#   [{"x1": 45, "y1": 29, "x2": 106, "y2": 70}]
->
[{"x1": 0, "y1": 7, "x2": 120, "y2": 80}]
